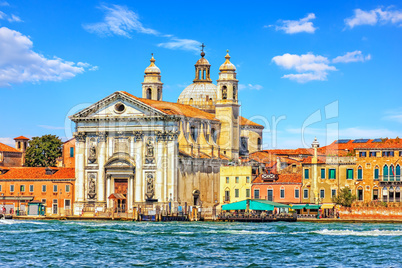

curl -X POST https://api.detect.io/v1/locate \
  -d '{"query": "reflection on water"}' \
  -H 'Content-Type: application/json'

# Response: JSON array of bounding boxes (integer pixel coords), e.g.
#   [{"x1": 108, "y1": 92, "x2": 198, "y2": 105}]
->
[{"x1": 0, "y1": 220, "x2": 401, "y2": 267}]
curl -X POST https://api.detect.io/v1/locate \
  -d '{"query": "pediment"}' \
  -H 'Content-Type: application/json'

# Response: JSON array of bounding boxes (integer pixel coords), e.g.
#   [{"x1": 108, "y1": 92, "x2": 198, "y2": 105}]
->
[{"x1": 69, "y1": 91, "x2": 165, "y2": 120}]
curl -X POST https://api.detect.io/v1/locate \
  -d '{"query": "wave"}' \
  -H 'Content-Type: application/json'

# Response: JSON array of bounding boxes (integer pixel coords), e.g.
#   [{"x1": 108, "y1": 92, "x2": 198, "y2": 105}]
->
[
  {"x1": 0, "y1": 229, "x2": 60, "y2": 234},
  {"x1": 0, "y1": 220, "x2": 47, "y2": 225},
  {"x1": 312, "y1": 229, "x2": 402, "y2": 236}
]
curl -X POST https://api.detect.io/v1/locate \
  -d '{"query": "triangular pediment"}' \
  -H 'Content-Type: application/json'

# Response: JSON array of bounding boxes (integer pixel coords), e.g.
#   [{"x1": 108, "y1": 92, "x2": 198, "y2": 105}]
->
[{"x1": 69, "y1": 91, "x2": 166, "y2": 120}]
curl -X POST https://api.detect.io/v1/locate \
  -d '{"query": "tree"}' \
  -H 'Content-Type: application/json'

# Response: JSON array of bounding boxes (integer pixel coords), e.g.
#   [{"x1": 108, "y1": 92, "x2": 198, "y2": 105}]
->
[
  {"x1": 25, "y1": 134, "x2": 62, "y2": 167},
  {"x1": 332, "y1": 187, "x2": 356, "y2": 207}
]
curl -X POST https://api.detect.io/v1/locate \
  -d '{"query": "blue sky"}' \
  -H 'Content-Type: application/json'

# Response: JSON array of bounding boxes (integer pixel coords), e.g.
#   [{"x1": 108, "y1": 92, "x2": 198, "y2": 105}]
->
[{"x1": 1, "y1": 0, "x2": 401, "y2": 149}]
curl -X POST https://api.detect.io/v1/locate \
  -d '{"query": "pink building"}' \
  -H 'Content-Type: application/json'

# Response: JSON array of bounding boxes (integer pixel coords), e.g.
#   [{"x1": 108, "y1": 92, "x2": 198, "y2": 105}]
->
[{"x1": 251, "y1": 173, "x2": 302, "y2": 204}]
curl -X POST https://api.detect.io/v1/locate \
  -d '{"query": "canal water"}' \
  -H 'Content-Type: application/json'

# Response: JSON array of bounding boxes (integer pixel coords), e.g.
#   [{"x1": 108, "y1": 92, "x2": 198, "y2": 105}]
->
[{"x1": 1, "y1": 220, "x2": 401, "y2": 267}]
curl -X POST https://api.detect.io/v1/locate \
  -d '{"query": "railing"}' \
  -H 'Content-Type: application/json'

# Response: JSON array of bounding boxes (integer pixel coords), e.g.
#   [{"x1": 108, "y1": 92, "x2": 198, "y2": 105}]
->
[
  {"x1": 218, "y1": 212, "x2": 296, "y2": 221},
  {"x1": 222, "y1": 196, "x2": 230, "y2": 203},
  {"x1": 379, "y1": 175, "x2": 401, "y2": 182}
]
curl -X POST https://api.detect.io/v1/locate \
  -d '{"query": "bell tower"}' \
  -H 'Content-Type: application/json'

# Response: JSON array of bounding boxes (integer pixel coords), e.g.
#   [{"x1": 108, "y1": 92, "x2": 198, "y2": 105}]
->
[
  {"x1": 215, "y1": 50, "x2": 240, "y2": 160},
  {"x1": 142, "y1": 54, "x2": 163, "y2": 101}
]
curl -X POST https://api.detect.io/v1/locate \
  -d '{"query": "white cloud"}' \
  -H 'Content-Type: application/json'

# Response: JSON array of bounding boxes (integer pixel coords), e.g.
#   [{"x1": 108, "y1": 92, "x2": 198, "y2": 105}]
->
[
  {"x1": 158, "y1": 37, "x2": 201, "y2": 52},
  {"x1": 0, "y1": 27, "x2": 94, "y2": 87},
  {"x1": 238, "y1": 84, "x2": 263, "y2": 90},
  {"x1": 38, "y1": 125, "x2": 65, "y2": 130},
  {"x1": 0, "y1": 2, "x2": 9, "y2": 7},
  {"x1": 383, "y1": 108, "x2": 402, "y2": 123},
  {"x1": 332, "y1": 50, "x2": 371, "y2": 63},
  {"x1": 83, "y1": 4, "x2": 158, "y2": 38},
  {"x1": 275, "y1": 13, "x2": 317, "y2": 34},
  {"x1": 0, "y1": 137, "x2": 14, "y2": 146},
  {"x1": 0, "y1": 11, "x2": 22, "y2": 22},
  {"x1": 272, "y1": 53, "x2": 336, "y2": 83},
  {"x1": 345, "y1": 7, "x2": 402, "y2": 28}
]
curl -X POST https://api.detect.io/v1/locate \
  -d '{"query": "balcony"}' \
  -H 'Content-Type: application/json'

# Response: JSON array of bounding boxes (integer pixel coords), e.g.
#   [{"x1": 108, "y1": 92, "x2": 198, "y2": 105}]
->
[{"x1": 379, "y1": 176, "x2": 402, "y2": 186}]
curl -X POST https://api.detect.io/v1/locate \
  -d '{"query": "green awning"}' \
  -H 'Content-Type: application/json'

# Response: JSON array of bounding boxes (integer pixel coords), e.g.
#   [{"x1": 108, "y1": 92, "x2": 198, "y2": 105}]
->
[
  {"x1": 291, "y1": 204, "x2": 307, "y2": 210},
  {"x1": 249, "y1": 200, "x2": 274, "y2": 211},
  {"x1": 222, "y1": 200, "x2": 247, "y2": 211},
  {"x1": 306, "y1": 204, "x2": 321, "y2": 210}
]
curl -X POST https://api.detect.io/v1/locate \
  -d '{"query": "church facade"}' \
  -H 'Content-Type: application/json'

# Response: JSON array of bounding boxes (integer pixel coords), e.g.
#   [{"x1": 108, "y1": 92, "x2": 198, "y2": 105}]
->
[{"x1": 69, "y1": 50, "x2": 263, "y2": 215}]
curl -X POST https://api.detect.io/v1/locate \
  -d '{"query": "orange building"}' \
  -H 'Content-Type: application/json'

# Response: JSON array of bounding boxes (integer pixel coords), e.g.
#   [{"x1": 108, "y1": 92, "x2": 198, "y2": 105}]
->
[
  {"x1": 251, "y1": 174, "x2": 302, "y2": 204},
  {"x1": 0, "y1": 167, "x2": 75, "y2": 216},
  {"x1": 62, "y1": 138, "x2": 75, "y2": 168}
]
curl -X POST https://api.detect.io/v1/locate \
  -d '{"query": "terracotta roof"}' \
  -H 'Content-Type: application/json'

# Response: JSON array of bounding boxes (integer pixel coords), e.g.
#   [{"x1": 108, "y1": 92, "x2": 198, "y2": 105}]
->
[
  {"x1": 302, "y1": 156, "x2": 327, "y2": 164},
  {"x1": 319, "y1": 138, "x2": 402, "y2": 154},
  {"x1": 253, "y1": 173, "x2": 302, "y2": 184},
  {"x1": 239, "y1": 116, "x2": 264, "y2": 128},
  {"x1": 0, "y1": 167, "x2": 75, "y2": 179},
  {"x1": 120, "y1": 91, "x2": 219, "y2": 121},
  {"x1": 0, "y1": 142, "x2": 20, "y2": 153},
  {"x1": 14, "y1": 136, "x2": 29, "y2": 140}
]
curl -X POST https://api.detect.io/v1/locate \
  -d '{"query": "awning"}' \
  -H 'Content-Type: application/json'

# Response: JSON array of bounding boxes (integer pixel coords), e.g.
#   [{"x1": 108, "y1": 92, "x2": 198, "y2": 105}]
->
[
  {"x1": 222, "y1": 200, "x2": 247, "y2": 211},
  {"x1": 108, "y1": 193, "x2": 126, "y2": 200},
  {"x1": 249, "y1": 200, "x2": 274, "y2": 211},
  {"x1": 306, "y1": 204, "x2": 321, "y2": 210},
  {"x1": 321, "y1": 204, "x2": 335, "y2": 209},
  {"x1": 290, "y1": 204, "x2": 307, "y2": 210}
]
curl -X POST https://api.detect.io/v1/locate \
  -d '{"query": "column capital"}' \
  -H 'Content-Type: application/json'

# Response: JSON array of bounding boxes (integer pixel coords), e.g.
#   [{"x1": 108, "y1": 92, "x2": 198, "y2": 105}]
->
[
  {"x1": 74, "y1": 132, "x2": 86, "y2": 142},
  {"x1": 97, "y1": 132, "x2": 107, "y2": 142}
]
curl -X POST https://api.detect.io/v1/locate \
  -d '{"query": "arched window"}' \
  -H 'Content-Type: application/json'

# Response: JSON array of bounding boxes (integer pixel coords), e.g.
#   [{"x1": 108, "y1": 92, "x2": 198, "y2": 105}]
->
[
  {"x1": 389, "y1": 186, "x2": 395, "y2": 202},
  {"x1": 257, "y1": 137, "x2": 262, "y2": 150},
  {"x1": 157, "y1": 88, "x2": 161, "y2": 100},
  {"x1": 146, "y1": 88, "x2": 152, "y2": 99},
  {"x1": 357, "y1": 187, "x2": 363, "y2": 201},
  {"x1": 189, "y1": 98, "x2": 193, "y2": 105},
  {"x1": 203, "y1": 69, "x2": 205, "y2": 79},
  {"x1": 390, "y1": 165, "x2": 395, "y2": 181},
  {"x1": 211, "y1": 128, "x2": 217, "y2": 143},
  {"x1": 190, "y1": 126, "x2": 198, "y2": 142},
  {"x1": 357, "y1": 166, "x2": 363, "y2": 180},
  {"x1": 198, "y1": 70, "x2": 201, "y2": 80},
  {"x1": 396, "y1": 186, "x2": 401, "y2": 202},
  {"x1": 374, "y1": 166, "x2": 379, "y2": 180},
  {"x1": 233, "y1": 86, "x2": 236, "y2": 100},
  {"x1": 396, "y1": 165, "x2": 401, "y2": 181},
  {"x1": 222, "y1": 86, "x2": 227, "y2": 100},
  {"x1": 382, "y1": 187, "x2": 388, "y2": 202},
  {"x1": 383, "y1": 165, "x2": 389, "y2": 181},
  {"x1": 373, "y1": 187, "x2": 379, "y2": 200}
]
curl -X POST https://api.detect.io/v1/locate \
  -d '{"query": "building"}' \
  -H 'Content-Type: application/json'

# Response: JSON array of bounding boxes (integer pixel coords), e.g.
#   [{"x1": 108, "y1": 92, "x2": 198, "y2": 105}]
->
[
  {"x1": 69, "y1": 51, "x2": 263, "y2": 215},
  {"x1": 0, "y1": 167, "x2": 75, "y2": 215},
  {"x1": 62, "y1": 138, "x2": 75, "y2": 168},
  {"x1": 0, "y1": 136, "x2": 29, "y2": 167},
  {"x1": 252, "y1": 173, "x2": 302, "y2": 204},
  {"x1": 220, "y1": 165, "x2": 252, "y2": 204}
]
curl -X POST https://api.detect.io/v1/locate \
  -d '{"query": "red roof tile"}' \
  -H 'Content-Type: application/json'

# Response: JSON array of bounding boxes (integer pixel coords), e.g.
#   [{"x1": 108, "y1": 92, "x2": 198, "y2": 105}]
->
[
  {"x1": 0, "y1": 142, "x2": 20, "y2": 153},
  {"x1": 0, "y1": 167, "x2": 75, "y2": 179},
  {"x1": 253, "y1": 173, "x2": 302, "y2": 184},
  {"x1": 239, "y1": 116, "x2": 264, "y2": 128},
  {"x1": 14, "y1": 136, "x2": 29, "y2": 140}
]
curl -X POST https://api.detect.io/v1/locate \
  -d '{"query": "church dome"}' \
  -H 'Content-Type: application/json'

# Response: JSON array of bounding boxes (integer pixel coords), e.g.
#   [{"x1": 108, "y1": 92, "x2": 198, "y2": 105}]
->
[
  {"x1": 177, "y1": 82, "x2": 217, "y2": 111},
  {"x1": 144, "y1": 55, "x2": 161, "y2": 74},
  {"x1": 219, "y1": 51, "x2": 236, "y2": 72}
]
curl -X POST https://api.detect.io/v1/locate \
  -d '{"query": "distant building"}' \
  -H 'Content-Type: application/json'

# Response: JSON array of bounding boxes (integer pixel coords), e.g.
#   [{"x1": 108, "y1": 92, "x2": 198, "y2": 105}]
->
[
  {"x1": 0, "y1": 136, "x2": 29, "y2": 167},
  {"x1": 220, "y1": 166, "x2": 252, "y2": 204},
  {"x1": 62, "y1": 138, "x2": 75, "y2": 168},
  {"x1": 0, "y1": 167, "x2": 75, "y2": 215}
]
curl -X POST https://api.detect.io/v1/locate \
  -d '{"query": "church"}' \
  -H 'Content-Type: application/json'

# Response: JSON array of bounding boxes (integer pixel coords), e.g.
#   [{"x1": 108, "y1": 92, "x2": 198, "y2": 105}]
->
[{"x1": 69, "y1": 49, "x2": 264, "y2": 215}]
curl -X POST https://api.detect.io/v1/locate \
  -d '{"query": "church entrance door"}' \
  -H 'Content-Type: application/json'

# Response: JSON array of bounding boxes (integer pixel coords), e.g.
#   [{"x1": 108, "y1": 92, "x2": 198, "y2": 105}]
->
[{"x1": 114, "y1": 179, "x2": 128, "y2": 212}]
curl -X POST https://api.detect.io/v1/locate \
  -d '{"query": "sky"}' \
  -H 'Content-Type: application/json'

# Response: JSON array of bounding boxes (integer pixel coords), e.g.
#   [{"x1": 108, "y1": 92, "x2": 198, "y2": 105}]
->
[{"x1": 0, "y1": 0, "x2": 401, "y2": 149}]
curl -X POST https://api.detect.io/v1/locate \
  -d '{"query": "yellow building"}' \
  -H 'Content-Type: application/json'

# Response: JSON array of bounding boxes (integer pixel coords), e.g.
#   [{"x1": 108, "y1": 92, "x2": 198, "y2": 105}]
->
[{"x1": 220, "y1": 166, "x2": 252, "y2": 205}]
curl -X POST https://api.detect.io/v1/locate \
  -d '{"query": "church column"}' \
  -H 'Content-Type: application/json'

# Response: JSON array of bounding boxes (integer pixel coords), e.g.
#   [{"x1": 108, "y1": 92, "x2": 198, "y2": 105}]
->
[
  {"x1": 155, "y1": 136, "x2": 163, "y2": 201},
  {"x1": 127, "y1": 175, "x2": 134, "y2": 211},
  {"x1": 106, "y1": 174, "x2": 111, "y2": 207},
  {"x1": 97, "y1": 132, "x2": 107, "y2": 203},
  {"x1": 75, "y1": 132, "x2": 86, "y2": 202},
  {"x1": 167, "y1": 137, "x2": 178, "y2": 202},
  {"x1": 134, "y1": 132, "x2": 144, "y2": 203}
]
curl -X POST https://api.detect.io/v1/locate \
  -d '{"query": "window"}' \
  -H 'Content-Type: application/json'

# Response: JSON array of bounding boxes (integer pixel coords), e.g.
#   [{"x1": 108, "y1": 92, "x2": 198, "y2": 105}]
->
[
  {"x1": 246, "y1": 176, "x2": 250, "y2": 183},
  {"x1": 254, "y1": 189, "x2": 260, "y2": 199},
  {"x1": 320, "y1": 168, "x2": 325, "y2": 179},
  {"x1": 359, "y1": 151, "x2": 367, "y2": 157},
  {"x1": 65, "y1": 199, "x2": 71, "y2": 210},
  {"x1": 383, "y1": 165, "x2": 389, "y2": 181},
  {"x1": 267, "y1": 189, "x2": 273, "y2": 201},
  {"x1": 347, "y1": 169, "x2": 354, "y2": 179},
  {"x1": 65, "y1": 185, "x2": 70, "y2": 193},
  {"x1": 295, "y1": 189, "x2": 300, "y2": 199},
  {"x1": 53, "y1": 185, "x2": 58, "y2": 192},
  {"x1": 190, "y1": 126, "x2": 198, "y2": 141},
  {"x1": 304, "y1": 169, "x2": 309, "y2": 179},
  {"x1": 235, "y1": 177, "x2": 239, "y2": 183},
  {"x1": 246, "y1": 189, "x2": 250, "y2": 198},
  {"x1": 373, "y1": 188, "x2": 379, "y2": 200},
  {"x1": 225, "y1": 177, "x2": 229, "y2": 184},
  {"x1": 369, "y1": 151, "x2": 376, "y2": 157},
  {"x1": 235, "y1": 189, "x2": 239, "y2": 198},
  {"x1": 357, "y1": 166, "x2": 363, "y2": 180},
  {"x1": 374, "y1": 167, "x2": 379, "y2": 180},
  {"x1": 42, "y1": 185, "x2": 47, "y2": 192},
  {"x1": 146, "y1": 88, "x2": 152, "y2": 99},
  {"x1": 20, "y1": 185, "x2": 25, "y2": 192},
  {"x1": 41, "y1": 199, "x2": 46, "y2": 204},
  {"x1": 29, "y1": 185, "x2": 34, "y2": 192},
  {"x1": 331, "y1": 189, "x2": 337, "y2": 198},
  {"x1": 211, "y1": 128, "x2": 217, "y2": 143},
  {"x1": 280, "y1": 188, "x2": 285, "y2": 199},
  {"x1": 224, "y1": 190, "x2": 230, "y2": 202},
  {"x1": 10, "y1": 185, "x2": 14, "y2": 192},
  {"x1": 222, "y1": 86, "x2": 227, "y2": 99},
  {"x1": 396, "y1": 165, "x2": 401, "y2": 181},
  {"x1": 329, "y1": 169, "x2": 336, "y2": 179},
  {"x1": 357, "y1": 188, "x2": 363, "y2": 201},
  {"x1": 320, "y1": 189, "x2": 325, "y2": 199},
  {"x1": 70, "y1": 147, "x2": 74, "y2": 157},
  {"x1": 400, "y1": 151, "x2": 402, "y2": 157},
  {"x1": 303, "y1": 189, "x2": 309, "y2": 199},
  {"x1": 382, "y1": 151, "x2": 394, "y2": 157},
  {"x1": 390, "y1": 165, "x2": 395, "y2": 181}
]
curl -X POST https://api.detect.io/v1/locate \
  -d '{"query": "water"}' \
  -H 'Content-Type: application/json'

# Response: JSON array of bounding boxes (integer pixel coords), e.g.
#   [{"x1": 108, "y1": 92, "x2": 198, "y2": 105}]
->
[{"x1": 1, "y1": 220, "x2": 402, "y2": 267}]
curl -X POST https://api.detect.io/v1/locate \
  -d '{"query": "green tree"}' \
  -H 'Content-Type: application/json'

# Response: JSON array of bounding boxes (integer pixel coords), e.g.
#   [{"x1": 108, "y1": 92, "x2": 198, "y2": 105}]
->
[
  {"x1": 25, "y1": 134, "x2": 62, "y2": 167},
  {"x1": 332, "y1": 187, "x2": 356, "y2": 207}
]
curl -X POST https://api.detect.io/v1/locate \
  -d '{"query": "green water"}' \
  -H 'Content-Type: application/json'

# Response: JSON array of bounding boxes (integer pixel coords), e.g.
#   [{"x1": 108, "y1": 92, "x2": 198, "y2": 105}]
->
[{"x1": 0, "y1": 220, "x2": 401, "y2": 267}]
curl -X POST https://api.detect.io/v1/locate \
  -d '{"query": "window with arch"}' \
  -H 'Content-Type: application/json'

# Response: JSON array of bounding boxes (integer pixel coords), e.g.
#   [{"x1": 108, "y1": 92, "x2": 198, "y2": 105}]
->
[
  {"x1": 211, "y1": 128, "x2": 217, "y2": 143},
  {"x1": 357, "y1": 187, "x2": 363, "y2": 201},
  {"x1": 224, "y1": 189, "x2": 230, "y2": 202},
  {"x1": 294, "y1": 188, "x2": 300, "y2": 199},
  {"x1": 233, "y1": 86, "x2": 236, "y2": 99},
  {"x1": 383, "y1": 165, "x2": 389, "y2": 181},
  {"x1": 372, "y1": 187, "x2": 379, "y2": 200},
  {"x1": 146, "y1": 88, "x2": 152, "y2": 99},
  {"x1": 267, "y1": 188, "x2": 273, "y2": 201},
  {"x1": 389, "y1": 186, "x2": 395, "y2": 202},
  {"x1": 357, "y1": 166, "x2": 363, "y2": 180},
  {"x1": 157, "y1": 88, "x2": 161, "y2": 100},
  {"x1": 222, "y1": 86, "x2": 227, "y2": 100},
  {"x1": 189, "y1": 98, "x2": 193, "y2": 105},
  {"x1": 396, "y1": 165, "x2": 401, "y2": 181},
  {"x1": 203, "y1": 69, "x2": 206, "y2": 80},
  {"x1": 390, "y1": 165, "x2": 395, "y2": 181},
  {"x1": 382, "y1": 187, "x2": 388, "y2": 202},
  {"x1": 374, "y1": 166, "x2": 379, "y2": 180},
  {"x1": 320, "y1": 189, "x2": 325, "y2": 199},
  {"x1": 190, "y1": 126, "x2": 198, "y2": 142},
  {"x1": 396, "y1": 186, "x2": 401, "y2": 202},
  {"x1": 257, "y1": 137, "x2": 262, "y2": 150},
  {"x1": 198, "y1": 70, "x2": 201, "y2": 80},
  {"x1": 280, "y1": 188, "x2": 285, "y2": 199}
]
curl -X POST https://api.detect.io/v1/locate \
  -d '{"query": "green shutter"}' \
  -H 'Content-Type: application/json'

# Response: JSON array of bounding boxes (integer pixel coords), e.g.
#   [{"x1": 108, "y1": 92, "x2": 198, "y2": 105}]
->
[
  {"x1": 304, "y1": 169, "x2": 309, "y2": 179},
  {"x1": 321, "y1": 169, "x2": 325, "y2": 179},
  {"x1": 329, "y1": 169, "x2": 336, "y2": 179},
  {"x1": 358, "y1": 169, "x2": 362, "y2": 180}
]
